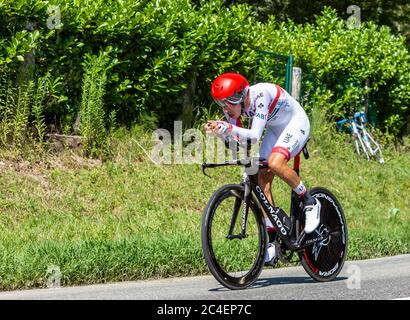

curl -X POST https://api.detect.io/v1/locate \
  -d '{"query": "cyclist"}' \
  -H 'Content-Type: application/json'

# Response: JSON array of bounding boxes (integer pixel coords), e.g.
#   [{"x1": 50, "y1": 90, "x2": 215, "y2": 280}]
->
[{"x1": 204, "y1": 72, "x2": 321, "y2": 264}]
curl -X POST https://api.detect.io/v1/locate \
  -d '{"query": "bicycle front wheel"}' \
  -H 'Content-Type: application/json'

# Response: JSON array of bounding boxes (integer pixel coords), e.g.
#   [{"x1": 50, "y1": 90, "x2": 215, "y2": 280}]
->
[{"x1": 201, "y1": 184, "x2": 266, "y2": 290}]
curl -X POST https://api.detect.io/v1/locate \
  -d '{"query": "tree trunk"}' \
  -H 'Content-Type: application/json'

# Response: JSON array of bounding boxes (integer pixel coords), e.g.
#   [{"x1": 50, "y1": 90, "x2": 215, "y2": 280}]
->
[{"x1": 181, "y1": 70, "x2": 197, "y2": 129}]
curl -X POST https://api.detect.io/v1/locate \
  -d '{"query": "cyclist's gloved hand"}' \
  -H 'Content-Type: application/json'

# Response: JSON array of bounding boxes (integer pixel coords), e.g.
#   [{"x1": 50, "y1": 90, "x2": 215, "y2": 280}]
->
[
  {"x1": 205, "y1": 121, "x2": 232, "y2": 136},
  {"x1": 214, "y1": 121, "x2": 232, "y2": 135},
  {"x1": 204, "y1": 122, "x2": 214, "y2": 134}
]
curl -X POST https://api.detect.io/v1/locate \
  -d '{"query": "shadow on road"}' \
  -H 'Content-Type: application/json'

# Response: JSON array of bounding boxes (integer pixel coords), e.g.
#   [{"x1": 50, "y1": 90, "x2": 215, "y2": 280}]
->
[
  {"x1": 252, "y1": 275, "x2": 347, "y2": 288},
  {"x1": 209, "y1": 275, "x2": 348, "y2": 291}
]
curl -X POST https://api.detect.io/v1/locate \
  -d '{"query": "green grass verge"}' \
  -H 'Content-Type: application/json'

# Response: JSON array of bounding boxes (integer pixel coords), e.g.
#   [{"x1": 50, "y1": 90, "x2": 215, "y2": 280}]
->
[{"x1": 0, "y1": 128, "x2": 409, "y2": 290}]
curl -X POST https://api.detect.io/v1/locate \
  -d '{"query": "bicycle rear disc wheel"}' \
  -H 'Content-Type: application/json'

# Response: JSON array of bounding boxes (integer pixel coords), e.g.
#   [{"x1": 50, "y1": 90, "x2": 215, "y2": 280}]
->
[
  {"x1": 299, "y1": 187, "x2": 348, "y2": 282},
  {"x1": 201, "y1": 184, "x2": 266, "y2": 290}
]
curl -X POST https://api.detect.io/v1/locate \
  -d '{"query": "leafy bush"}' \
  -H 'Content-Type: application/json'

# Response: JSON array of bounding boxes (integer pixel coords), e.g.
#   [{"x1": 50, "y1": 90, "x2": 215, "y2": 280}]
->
[
  {"x1": 0, "y1": 66, "x2": 48, "y2": 151},
  {"x1": 250, "y1": 8, "x2": 410, "y2": 133},
  {"x1": 0, "y1": 1, "x2": 408, "y2": 148},
  {"x1": 79, "y1": 49, "x2": 112, "y2": 157}
]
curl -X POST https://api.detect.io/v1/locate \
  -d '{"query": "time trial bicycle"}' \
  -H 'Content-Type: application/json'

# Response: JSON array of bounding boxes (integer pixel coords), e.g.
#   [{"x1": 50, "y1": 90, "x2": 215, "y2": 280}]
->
[{"x1": 201, "y1": 144, "x2": 348, "y2": 290}]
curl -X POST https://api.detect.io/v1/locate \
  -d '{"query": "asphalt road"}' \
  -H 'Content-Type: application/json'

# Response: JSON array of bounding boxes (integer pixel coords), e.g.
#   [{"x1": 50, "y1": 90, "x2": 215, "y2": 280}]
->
[{"x1": 0, "y1": 254, "x2": 409, "y2": 300}]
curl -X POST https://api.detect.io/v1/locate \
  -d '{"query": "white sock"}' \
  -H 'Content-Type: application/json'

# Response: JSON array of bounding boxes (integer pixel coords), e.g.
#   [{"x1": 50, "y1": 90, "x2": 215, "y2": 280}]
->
[{"x1": 293, "y1": 182, "x2": 307, "y2": 197}]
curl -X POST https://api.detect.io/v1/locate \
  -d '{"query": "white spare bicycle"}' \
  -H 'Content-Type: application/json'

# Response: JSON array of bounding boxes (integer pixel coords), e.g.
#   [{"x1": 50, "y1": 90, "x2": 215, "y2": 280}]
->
[{"x1": 337, "y1": 111, "x2": 385, "y2": 164}]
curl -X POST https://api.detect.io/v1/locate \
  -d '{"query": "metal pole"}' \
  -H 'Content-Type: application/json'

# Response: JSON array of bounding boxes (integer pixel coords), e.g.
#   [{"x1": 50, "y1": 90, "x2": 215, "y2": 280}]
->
[{"x1": 286, "y1": 55, "x2": 293, "y2": 93}]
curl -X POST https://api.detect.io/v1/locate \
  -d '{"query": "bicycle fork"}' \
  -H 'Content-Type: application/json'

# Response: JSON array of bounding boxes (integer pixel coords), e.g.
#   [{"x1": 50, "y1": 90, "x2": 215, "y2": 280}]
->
[
  {"x1": 240, "y1": 173, "x2": 251, "y2": 239},
  {"x1": 227, "y1": 173, "x2": 251, "y2": 240}
]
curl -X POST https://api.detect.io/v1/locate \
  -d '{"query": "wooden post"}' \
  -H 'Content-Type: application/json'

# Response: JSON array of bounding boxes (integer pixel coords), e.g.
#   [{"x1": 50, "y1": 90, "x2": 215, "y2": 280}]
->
[{"x1": 291, "y1": 67, "x2": 302, "y2": 102}]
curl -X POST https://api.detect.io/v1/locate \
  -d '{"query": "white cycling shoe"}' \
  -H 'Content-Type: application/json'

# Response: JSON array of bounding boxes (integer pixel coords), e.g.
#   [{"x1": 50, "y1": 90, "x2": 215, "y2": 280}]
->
[
  {"x1": 304, "y1": 199, "x2": 321, "y2": 234},
  {"x1": 264, "y1": 242, "x2": 277, "y2": 266}
]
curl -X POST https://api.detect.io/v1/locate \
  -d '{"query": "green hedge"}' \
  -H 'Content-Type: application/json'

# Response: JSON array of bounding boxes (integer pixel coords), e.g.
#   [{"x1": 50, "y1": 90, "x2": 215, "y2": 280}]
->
[{"x1": 0, "y1": 1, "x2": 409, "y2": 138}]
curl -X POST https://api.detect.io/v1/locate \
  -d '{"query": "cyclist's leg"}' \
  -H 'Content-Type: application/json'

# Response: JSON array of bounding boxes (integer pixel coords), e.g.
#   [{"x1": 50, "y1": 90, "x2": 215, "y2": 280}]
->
[
  {"x1": 267, "y1": 116, "x2": 310, "y2": 188},
  {"x1": 267, "y1": 117, "x2": 320, "y2": 234}
]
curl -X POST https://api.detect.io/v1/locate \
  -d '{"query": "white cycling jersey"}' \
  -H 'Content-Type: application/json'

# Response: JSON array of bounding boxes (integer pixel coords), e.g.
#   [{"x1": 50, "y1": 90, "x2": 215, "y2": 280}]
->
[{"x1": 223, "y1": 83, "x2": 310, "y2": 161}]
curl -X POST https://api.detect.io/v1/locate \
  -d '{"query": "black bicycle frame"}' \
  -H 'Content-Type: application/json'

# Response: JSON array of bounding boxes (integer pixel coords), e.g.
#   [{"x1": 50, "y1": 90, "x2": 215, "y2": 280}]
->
[
  {"x1": 249, "y1": 173, "x2": 303, "y2": 250},
  {"x1": 202, "y1": 145, "x2": 326, "y2": 251},
  {"x1": 250, "y1": 183, "x2": 325, "y2": 250}
]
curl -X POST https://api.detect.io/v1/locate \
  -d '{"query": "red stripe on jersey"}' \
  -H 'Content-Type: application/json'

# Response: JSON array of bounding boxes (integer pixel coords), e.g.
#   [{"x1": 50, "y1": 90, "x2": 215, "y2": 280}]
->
[{"x1": 268, "y1": 85, "x2": 283, "y2": 115}]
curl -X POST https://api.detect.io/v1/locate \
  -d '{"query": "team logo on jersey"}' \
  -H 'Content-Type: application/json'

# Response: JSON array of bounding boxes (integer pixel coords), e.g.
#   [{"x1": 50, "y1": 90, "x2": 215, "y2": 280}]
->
[
  {"x1": 255, "y1": 113, "x2": 266, "y2": 120},
  {"x1": 283, "y1": 133, "x2": 293, "y2": 144},
  {"x1": 300, "y1": 129, "x2": 305, "y2": 135},
  {"x1": 276, "y1": 100, "x2": 287, "y2": 109},
  {"x1": 257, "y1": 103, "x2": 264, "y2": 109},
  {"x1": 255, "y1": 92, "x2": 264, "y2": 101}
]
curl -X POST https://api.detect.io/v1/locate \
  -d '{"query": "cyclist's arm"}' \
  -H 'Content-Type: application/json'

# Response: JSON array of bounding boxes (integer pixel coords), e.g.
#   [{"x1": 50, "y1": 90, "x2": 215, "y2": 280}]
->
[{"x1": 227, "y1": 92, "x2": 271, "y2": 142}]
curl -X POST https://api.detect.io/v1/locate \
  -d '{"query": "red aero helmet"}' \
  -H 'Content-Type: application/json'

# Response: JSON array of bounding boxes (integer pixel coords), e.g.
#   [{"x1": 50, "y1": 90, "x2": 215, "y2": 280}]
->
[{"x1": 211, "y1": 73, "x2": 249, "y2": 107}]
